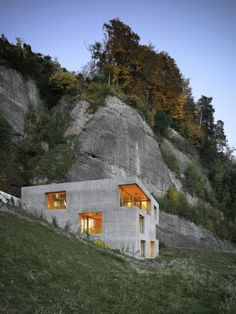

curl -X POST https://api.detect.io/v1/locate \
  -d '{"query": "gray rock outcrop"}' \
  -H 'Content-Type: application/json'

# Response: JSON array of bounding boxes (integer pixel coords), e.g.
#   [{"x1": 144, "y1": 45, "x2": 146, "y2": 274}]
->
[
  {"x1": 161, "y1": 138, "x2": 193, "y2": 173},
  {"x1": 158, "y1": 211, "x2": 236, "y2": 252},
  {"x1": 0, "y1": 65, "x2": 41, "y2": 135},
  {"x1": 67, "y1": 96, "x2": 172, "y2": 196}
]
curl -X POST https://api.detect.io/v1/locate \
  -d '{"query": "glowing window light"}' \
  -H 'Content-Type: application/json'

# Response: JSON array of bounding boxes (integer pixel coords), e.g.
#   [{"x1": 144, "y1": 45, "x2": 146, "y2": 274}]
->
[
  {"x1": 47, "y1": 192, "x2": 66, "y2": 210},
  {"x1": 80, "y1": 212, "x2": 102, "y2": 234}
]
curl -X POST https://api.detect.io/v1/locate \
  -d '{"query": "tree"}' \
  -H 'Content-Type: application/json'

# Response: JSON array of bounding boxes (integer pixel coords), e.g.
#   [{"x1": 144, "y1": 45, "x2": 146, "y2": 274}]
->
[
  {"x1": 90, "y1": 18, "x2": 140, "y2": 88},
  {"x1": 197, "y1": 96, "x2": 214, "y2": 135},
  {"x1": 154, "y1": 110, "x2": 173, "y2": 135},
  {"x1": 49, "y1": 68, "x2": 79, "y2": 95},
  {"x1": 214, "y1": 120, "x2": 227, "y2": 153}
]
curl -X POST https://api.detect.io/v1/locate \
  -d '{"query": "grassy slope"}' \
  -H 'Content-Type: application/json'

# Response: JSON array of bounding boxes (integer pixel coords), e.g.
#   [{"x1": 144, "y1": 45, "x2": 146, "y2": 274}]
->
[{"x1": 0, "y1": 211, "x2": 236, "y2": 314}]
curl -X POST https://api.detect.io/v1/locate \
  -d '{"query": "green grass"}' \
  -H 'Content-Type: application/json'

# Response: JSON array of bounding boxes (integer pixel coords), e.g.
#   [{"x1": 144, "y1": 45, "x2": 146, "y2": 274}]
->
[{"x1": 0, "y1": 211, "x2": 236, "y2": 314}]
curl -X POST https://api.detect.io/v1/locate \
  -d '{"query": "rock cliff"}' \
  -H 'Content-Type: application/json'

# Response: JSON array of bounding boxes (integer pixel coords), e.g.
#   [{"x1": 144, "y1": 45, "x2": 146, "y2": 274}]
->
[
  {"x1": 158, "y1": 211, "x2": 236, "y2": 252},
  {"x1": 0, "y1": 65, "x2": 41, "y2": 135},
  {"x1": 66, "y1": 96, "x2": 173, "y2": 196}
]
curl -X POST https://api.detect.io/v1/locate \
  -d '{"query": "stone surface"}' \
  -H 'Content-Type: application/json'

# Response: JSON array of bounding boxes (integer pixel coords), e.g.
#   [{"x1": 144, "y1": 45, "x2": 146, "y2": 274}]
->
[
  {"x1": 0, "y1": 191, "x2": 21, "y2": 207},
  {"x1": 0, "y1": 65, "x2": 41, "y2": 134},
  {"x1": 67, "y1": 96, "x2": 173, "y2": 196},
  {"x1": 161, "y1": 138, "x2": 193, "y2": 173},
  {"x1": 65, "y1": 99, "x2": 92, "y2": 136},
  {"x1": 158, "y1": 211, "x2": 236, "y2": 252}
]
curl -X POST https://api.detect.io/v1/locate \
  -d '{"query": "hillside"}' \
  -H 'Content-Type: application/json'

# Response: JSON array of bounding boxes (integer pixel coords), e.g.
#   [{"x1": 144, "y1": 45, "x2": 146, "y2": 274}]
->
[
  {"x1": 1, "y1": 209, "x2": 236, "y2": 314},
  {"x1": 0, "y1": 20, "x2": 236, "y2": 244}
]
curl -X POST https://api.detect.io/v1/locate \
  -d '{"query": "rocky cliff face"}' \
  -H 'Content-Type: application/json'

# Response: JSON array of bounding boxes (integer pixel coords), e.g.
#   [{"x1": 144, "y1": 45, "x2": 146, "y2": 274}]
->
[
  {"x1": 0, "y1": 65, "x2": 41, "y2": 135},
  {"x1": 158, "y1": 211, "x2": 236, "y2": 252},
  {"x1": 66, "y1": 96, "x2": 173, "y2": 196}
]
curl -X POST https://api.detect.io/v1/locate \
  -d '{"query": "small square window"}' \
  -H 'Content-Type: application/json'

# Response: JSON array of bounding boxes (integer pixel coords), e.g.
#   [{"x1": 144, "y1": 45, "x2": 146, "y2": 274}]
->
[{"x1": 47, "y1": 192, "x2": 66, "y2": 210}]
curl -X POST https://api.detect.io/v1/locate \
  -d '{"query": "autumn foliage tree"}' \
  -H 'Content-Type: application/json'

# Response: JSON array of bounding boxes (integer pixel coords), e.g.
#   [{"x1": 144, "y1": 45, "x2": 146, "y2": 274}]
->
[{"x1": 89, "y1": 18, "x2": 187, "y2": 126}]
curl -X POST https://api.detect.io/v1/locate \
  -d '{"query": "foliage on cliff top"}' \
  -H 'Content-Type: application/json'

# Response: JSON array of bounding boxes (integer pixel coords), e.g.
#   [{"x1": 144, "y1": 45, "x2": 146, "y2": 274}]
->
[
  {"x1": 0, "y1": 35, "x2": 81, "y2": 107},
  {"x1": 1, "y1": 211, "x2": 236, "y2": 314}
]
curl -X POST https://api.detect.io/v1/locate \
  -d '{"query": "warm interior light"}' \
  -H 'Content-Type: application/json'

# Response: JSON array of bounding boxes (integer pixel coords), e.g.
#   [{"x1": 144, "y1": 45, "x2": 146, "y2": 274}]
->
[
  {"x1": 47, "y1": 192, "x2": 66, "y2": 210},
  {"x1": 119, "y1": 184, "x2": 151, "y2": 214},
  {"x1": 80, "y1": 212, "x2": 102, "y2": 234}
]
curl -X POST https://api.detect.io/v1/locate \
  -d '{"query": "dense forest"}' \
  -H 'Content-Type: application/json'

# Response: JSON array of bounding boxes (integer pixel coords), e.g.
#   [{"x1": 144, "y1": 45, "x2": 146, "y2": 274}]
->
[{"x1": 0, "y1": 19, "x2": 235, "y2": 242}]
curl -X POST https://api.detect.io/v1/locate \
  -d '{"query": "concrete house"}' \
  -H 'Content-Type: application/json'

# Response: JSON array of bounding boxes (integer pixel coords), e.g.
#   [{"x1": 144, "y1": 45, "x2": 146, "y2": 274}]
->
[{"x1": 21, "y1": 177, "x2": 160, "y2": 258}]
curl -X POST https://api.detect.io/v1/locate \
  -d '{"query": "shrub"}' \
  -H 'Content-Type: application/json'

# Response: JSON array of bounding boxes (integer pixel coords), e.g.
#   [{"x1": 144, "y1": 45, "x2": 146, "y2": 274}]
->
[
  {"x1": 49, "y1": 68, "x2": 79, "y2": 95},
  {"x1": 168, "y1": 134, "x2": 199, "y2": 161},
  {"x1": 93, "y1": 239, "x2": 110, "y2": 250},
  {"x1": 183, "y1": 165, "x2": 206, "y2": 198},
  {"x1": 85, "y1": 83, "x2": 111, "y2": 114},
  {"x1": 157, "y1": 190, "x2": 225, "y2": 239},
  {"x1": 154, "y1": 111, "x2": 173, "y2": 136},
  {"x1": 162, "y1": 151, "x2": 180, "y2": 176},
  {"x1": 52, "y1": 216, "x2": 58, "y2": 228}
]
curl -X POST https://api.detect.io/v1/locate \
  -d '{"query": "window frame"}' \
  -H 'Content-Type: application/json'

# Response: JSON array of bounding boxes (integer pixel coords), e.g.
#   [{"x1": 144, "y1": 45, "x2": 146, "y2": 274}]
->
[
  {"x1": 79, "y1": 212, "x2": 103, "y2": 235},
  {"x1": 140, "y1": 240, "x2": 146, "y2": 257},
  {"x1": 46, "y1": 191, "x2": 67, "y2": 210},
  {"x1": 139, "y1": 214, "x2": 145, "y2": 234}
]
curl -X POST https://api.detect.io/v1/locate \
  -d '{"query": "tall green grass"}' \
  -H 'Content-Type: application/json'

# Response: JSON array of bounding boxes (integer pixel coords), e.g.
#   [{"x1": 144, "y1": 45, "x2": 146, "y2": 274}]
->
[{"x1": 0, "y1": 211, "x2": 236, "y2": 313}]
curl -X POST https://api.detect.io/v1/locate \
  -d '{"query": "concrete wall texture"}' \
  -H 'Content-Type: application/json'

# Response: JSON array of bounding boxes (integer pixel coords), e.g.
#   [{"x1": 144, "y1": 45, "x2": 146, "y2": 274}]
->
[{"x1": 21, "y1": 177, "x2": 159, "y2": 258}]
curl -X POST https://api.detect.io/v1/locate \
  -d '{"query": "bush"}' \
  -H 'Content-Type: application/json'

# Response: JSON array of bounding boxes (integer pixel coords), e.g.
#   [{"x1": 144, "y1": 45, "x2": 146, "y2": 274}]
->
[
  {"x1": 183, "y1": 165, "x2": 206, "y2": 198},
  {"x1": 154, "y1": 111, "x2": 173, "y2": 136},
  {"x1": 162, "y1": 151, "x2": 180, "y2": 175},
  {"x1": 157, "y1": 189, "x2": 225, "y2": 239},
  {"x1": 93, "y1": 239, "x2": 110, "y2": 250},
  {"x1": 49, "y1": 68, "x2": 79, "y2": 95},
  {"x1": 168, "y1": 134, "x2": 199, "y2": 161},
  {"x1": 85, "y1": 83, "x2": 111, "y2": 114},
  {"x1": 157, "y1": 187, "x2": 187, "y2": 216},
  {"x1": 27, "y1": 142, "x2": 76, "y2": 184},
  {"x1": 18, "y1": 103, "x2": 77, "y2": 185}
]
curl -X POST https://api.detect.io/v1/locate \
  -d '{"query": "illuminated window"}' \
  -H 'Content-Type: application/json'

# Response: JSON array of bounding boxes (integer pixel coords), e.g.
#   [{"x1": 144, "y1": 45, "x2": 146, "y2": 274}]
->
[
  {"x1": 47, "y1": 192, "x2": 66, "y2": 210},
  {"x1": 150, "y1": 241, "x2": 155, "y2": 258},
  {"x1": 139, "y1": 215, "x2": 144, "y2": 234},
  {"x1": 80, "y1": 212, "x2": 102, "y2": 235},
  {"x1": 140, "y1": 240, "x2": 145, "y2": 257},
  {"x1": 119, "y1": 184, "x2": 151, "y2": 214}
]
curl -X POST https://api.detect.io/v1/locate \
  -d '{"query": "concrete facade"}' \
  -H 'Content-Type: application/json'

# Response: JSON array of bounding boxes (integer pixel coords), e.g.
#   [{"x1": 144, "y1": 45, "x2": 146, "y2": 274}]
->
[{"x1": 21, "y1": 177, "x2": 159, "y2": 258}]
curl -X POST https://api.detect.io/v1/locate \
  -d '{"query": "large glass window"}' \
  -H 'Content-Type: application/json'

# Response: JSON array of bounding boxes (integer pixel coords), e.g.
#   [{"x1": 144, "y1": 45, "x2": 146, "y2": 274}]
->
[
  {"x1": 119, "y1": 184, "x2": 151, "y2": 214},
  {"x1": 80, "y1": 212, "x2": 102, "y2": 235},
  {"x1": 47, "y1": 192, "x2": 66, "y2": 210}
]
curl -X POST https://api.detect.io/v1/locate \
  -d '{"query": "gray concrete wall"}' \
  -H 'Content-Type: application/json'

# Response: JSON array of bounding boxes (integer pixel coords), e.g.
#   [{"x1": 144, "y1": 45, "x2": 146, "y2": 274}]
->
[{"x1": 21, "y1": 177, "x2": 159, "y2": 258}]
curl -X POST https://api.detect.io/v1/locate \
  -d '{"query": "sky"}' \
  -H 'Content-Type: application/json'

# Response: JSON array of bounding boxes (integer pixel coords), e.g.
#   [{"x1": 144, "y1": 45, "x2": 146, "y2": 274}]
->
[{"x1": 1, "y1": 0, "x2": 236, "y2": 151}]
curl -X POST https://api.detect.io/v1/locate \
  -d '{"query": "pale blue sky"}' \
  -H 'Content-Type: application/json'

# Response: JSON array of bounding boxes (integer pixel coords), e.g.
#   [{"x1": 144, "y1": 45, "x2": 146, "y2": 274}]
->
[{"x1": 1, "y1": 0, "x2": 235, "y2": 150}]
